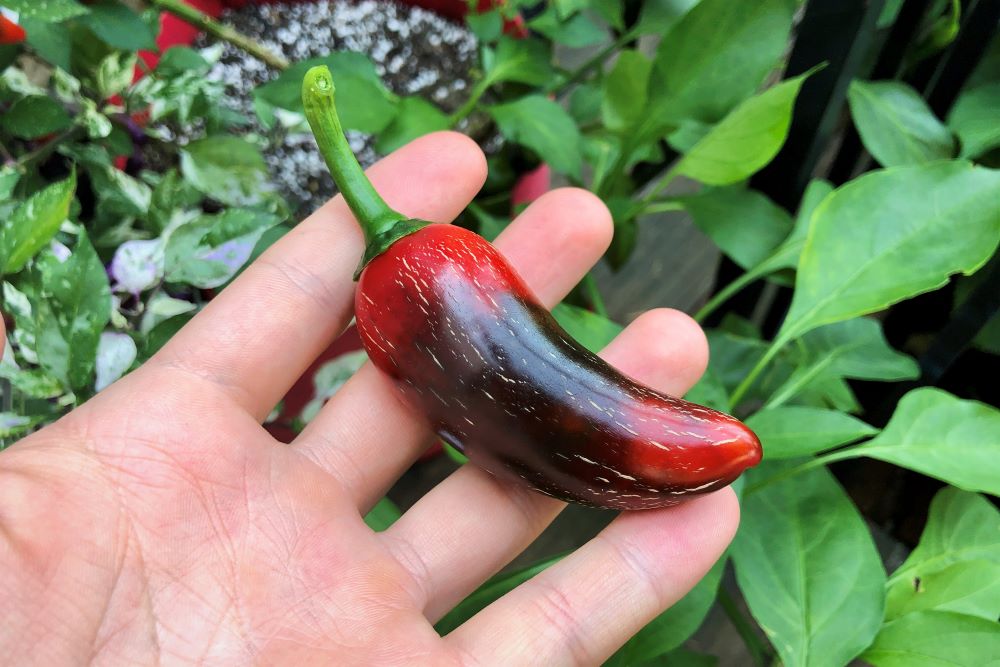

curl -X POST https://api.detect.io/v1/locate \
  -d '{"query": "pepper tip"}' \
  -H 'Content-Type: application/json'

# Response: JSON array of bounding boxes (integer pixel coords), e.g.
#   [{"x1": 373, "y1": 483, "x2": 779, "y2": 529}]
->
[{"x1": 303, "y1": 65, "x2": 335, "y2": 100}]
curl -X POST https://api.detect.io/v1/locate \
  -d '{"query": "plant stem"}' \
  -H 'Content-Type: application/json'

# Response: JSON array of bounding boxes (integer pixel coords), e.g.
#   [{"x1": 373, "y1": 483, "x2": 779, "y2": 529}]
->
[
  {"x1": 642, "y1": 200, "x2": 685, "y2": 215},
  {"x1": 547, "y1": 27, "x2": 640, "y2": 97},
  {"x1": 695, "y1": 266, "x2": 767, "y2": 323},
  {"x1": 149, "y1": 0, "x2": 290, "y2": 71},
  {"x1": 718, "y1": 588, "x2": 770, "y2": 667},
  {"x1": 582, "y1": 273, "x2": 607, "y2": 317},
  {"x1": 744, "y1": 449, "x2": 860, "y2": 495},
  {"x1": 728, "y1": 333, "x2": 790, "y2": 409},
  {"x1": 637, "y1": 164, "x2": 680, "y2": 208},
  {"x1": 449, "y1": 78, "x2": 491, "y2": 127},
  {"x1": 302, "y1": 67, "x2": 406, "y2": 242}
]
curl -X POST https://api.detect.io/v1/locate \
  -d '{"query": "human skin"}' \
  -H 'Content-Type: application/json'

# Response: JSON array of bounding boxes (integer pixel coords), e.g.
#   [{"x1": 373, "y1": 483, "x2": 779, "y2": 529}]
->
[{"x1": 0, "y1": 132, "x2": 739, "y2": 666}]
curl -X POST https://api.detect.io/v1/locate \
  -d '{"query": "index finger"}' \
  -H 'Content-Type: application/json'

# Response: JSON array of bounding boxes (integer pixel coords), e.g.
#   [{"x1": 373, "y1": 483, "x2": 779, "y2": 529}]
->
[{"x1": 146, "y1": 132, "x2": 487, "y2": 421}]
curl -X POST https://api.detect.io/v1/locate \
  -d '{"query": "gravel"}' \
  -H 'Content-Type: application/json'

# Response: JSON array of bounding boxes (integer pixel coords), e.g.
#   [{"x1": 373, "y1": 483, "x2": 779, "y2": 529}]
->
[{"x1": 188, "y1": 0, "x2": 478, "y2": 214}]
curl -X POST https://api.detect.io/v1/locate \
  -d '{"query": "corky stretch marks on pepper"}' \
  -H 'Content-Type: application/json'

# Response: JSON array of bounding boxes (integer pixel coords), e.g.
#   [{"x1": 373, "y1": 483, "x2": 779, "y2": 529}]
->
[{"x1": 302, "y1": 65, "x2": 762, "y2": 510}]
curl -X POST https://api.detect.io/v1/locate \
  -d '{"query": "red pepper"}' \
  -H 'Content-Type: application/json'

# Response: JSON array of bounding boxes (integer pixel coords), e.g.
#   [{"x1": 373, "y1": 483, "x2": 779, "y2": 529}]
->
[{"x1": 301, "y1": 66, "x2": 761, "y2": 509}]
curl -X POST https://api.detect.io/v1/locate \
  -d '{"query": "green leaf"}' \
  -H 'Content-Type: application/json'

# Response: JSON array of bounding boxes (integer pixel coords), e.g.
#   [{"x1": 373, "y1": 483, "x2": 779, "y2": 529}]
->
[
  {"x1": 90, "y1": 50, "x2": 136, "y2": 99},
  {"x1": 606, "y1": 557, "x2": 726, "y2": 665},
  {"x1": 0, "y1": 366, "x2": 64, "y2": 399},
  {"x1": 36, "y1": 232, "x2": 112, "y2": 392},
  {"x1": 529, "y1": 9, "x2": 606, "y2": 48},
  {"x1": 732, "y1": 463, "x2": 886, "y2": 667},
  {"x1": 482, "y1": 38, "x2": 557, "y2": 87},
  {"x1": 466, "y1": 9, "x2": 503, "y2": 42},
  {"x1": 886, "y1": 560, "x2": 1000, "y2": 621},
  {"x1": 601, "y1": 50, "x2": 652, "y2": 133},
  {"x1": 675, "y1": 71, "x2": 812, "y2": 185},
  {"x1": 488, "y1": 95, "x2": 582, "y2": 178},
  {"x1": 948, "y1": 83, "x2": 1000, "y2": 159},
  {"x1": 886, "y1": 488, "x2": 1000, "y2": 616},
  {"x1": 850, "y1": 388, "x2": 1000, "y2": 495},
  {"x1": 254, "y1": 53, "x2": 397, "y2": 133},
  {"x1": 363, "y1": 497, "x2": 401, "y2": 532},
  {"x1": 2, "y1": 0, "x2": 88, "y2": 21},
  {"x1": 435, "y1": 554, "x2": 565, "y2": 635},
  {"x1": 862, "y1": 611, "x2": 1000, "y2": 667},
  {"x1": 779, "y1": 162, "x2": 1000, "y2": 343},
  {"x1": 685, "y1": 366, "x2": 730, "y2": 412},
  {"x1": 568, "y1": 82, "x2": 602, "y2": 124},
  {"x1": 847, "y1": 80, "x2": 955, "y2": 167},
  {"x1": 0, "y1": 412, "x2": 45, "y2": 439},
  {"x1": 1, "y1": 95, "x2": 71, "y2": 139},
  {"x1": 551, "y1": 302, "x2": 622, "y2": 353},
  {"x1": 636, "y1": 0, "x2": 701, "y2": 35},
  {"x1": 374, "y1": 96, "x2": 449, "y2": 155},
  {"x1": 643, "y1": 0, "x2": 795, "y2": 137},
  {"x1": 746, "y1": 407, "x2": 877, "y2": 460},
  {"x1": 679, "y1": 186, "x2": 793, "y2": 269},
  {"x1": 299, "y1": 350, "x2": 369, "y2": 424},
  {"x1": 0, "y1": 168, "x2": 21, "y2": 202},
  {"x1": 94, "y1": 331, "x2": 136, "y2": 392},
  {"x1": 164, "y1": 209, "x2": 280, "y2": 289},
  {"x1": 552, "y1": 0, "x2": 588, "y2": 20},
  {"x1": 22, "y1": 18, "x2": 72, "y2": 71},
  {"x1": 78, "y1": 0, "x2": 156, "y2": 51},
  {"x1": 767, "y1": 317, "x2": 918, "y2": 409},
  {"x1": 752, "y1": 179, "x2": 835, "y2": 277},
  {"x1": 180, "y1": 137, "x2": 270, "y2": 207},
  {"x1": 0, "y1": 172, "x2": 76, "y2": 275}
]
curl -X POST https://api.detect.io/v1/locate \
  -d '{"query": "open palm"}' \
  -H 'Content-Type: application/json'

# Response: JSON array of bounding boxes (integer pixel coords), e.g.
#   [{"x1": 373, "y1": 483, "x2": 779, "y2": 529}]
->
[{"x1": 0, "y1": 133, "x2": 738, "y2": 666}]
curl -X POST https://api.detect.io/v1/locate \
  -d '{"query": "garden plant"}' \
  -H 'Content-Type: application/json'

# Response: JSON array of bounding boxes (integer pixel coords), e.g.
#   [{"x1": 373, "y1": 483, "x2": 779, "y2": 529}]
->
[{"x1": 0, "y1": 0, "x2": 998, "y2": 664}]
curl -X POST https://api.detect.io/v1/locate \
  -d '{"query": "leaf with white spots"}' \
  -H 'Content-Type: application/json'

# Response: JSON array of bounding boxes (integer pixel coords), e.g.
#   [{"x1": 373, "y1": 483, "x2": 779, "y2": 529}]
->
[
  {"x1": 164, "y1": 209, "x2": 280, "y2": 288},
  {"x1": 110, "y1": 239, "x2": 164, "y2": 294},
  {"x1": 94, "y1": 332, "x2": 137, "y2": 392}
]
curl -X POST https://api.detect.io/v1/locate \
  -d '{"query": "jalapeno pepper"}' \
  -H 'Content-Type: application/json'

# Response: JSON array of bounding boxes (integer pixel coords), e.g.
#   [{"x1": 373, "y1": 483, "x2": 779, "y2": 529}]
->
[{"x1": 302, "y1": 65, "x2": 761, "y2": 509}]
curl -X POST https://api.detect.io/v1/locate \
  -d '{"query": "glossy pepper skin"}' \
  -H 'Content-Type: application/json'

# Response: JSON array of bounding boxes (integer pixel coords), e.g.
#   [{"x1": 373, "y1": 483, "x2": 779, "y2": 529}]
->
[{"x1": 302, "y1": 66, "x2": 762, "y2": 510}]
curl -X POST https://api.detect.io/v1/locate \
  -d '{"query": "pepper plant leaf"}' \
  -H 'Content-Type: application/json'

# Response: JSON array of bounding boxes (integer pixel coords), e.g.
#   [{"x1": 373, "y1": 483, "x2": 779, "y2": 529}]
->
[
  {"x1": 164, "y1": 209, "x2": 280, "y2": 289},
  {"x1": 488, "y1": 95, "x2": 582, "y2": 178},
  {"x1": 180, "y1": 137, "x2": 271, "y2": 207},
  {"x1": 78, "y1": 0, "x2": 157, "y2": 52},
  {"x1": 254, "y1": 52, "x2": 397, "y2": 132},
  {"x1": 847, "y1": 80, "x2": 956, "y2": 167},
  {"x1": 528, "y1": 9, "x2": 606, "y2": 48},
  {"x1": 861, "y1": 611, "x2": 1000, "y2": 667},
  {"x1": 778, "y1": 162, "x2": 1000, "y2": 344},
  {"x1": 885, "y1": 487, "x2": 1000, "y2": 620},
  {"x1": 601, "y1": 50, "x2": 652, "y2": 133},
  {"x1": 1, "y1": 0, "x2": 88, "y2": 21},
  {"x1": 674, "y1": 70, "x2": 813, "y2": 186},
  {"x1": 481, "y1": 38, "x2": 557, "y2": 87},
  {"x1": 639, "y1": 0, "x2": 796, "y2": 140},
  {"x1": 374, "y1": 96, "x2": 450, "y2": 155},
  {"x1": 766, "y1": 317, "x2": 918, "y2": 409},
  {"x1": 34, "y1": 232, "x2": 112, "y2": 393},
  {"x1": 947, "y1": 82, "x2": 1000, "y2": 159},
  {"x1": 1, "y1": 95, "x2": 72, "y2": 139},
  {"x1": 0, "y1": 172, "x2": 76, "y2": 276},
  {"x1": 846, "y1": 388, "x2": 1000, "y2": 496},
  {"x1": 552, "y1": 303, "x2": 622, "y2": 354},
  {"x1": 732, "y1": 462, "x2": 886, "y2": 667},
  {"x1": 746, "y1": 406, "x2": 877, "y2": 460},
  {"x1": 679, "y1": 186, "x2": 793, "y2": 269},
  {"x1": 363, "y1": 497, "x2": 402, "y2": 532}
]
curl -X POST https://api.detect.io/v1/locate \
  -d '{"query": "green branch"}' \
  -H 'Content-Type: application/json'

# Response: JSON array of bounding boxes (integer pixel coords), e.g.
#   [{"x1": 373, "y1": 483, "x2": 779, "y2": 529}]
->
[{"x1": 149, "y1": 0, "x2": 290, "y2": 71}]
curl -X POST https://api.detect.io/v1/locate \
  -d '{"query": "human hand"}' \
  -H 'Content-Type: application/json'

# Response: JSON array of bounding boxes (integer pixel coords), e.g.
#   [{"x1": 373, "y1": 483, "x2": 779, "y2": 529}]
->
[{"x1": 0, "y1": 133, "x2": 738, "y2": 666}]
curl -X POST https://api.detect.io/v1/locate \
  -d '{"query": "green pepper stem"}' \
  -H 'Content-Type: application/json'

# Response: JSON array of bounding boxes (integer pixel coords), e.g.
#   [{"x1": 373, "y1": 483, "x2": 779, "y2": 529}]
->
[{"x1": 302, "y1": 66, "x2": 427, "y2": 278}]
